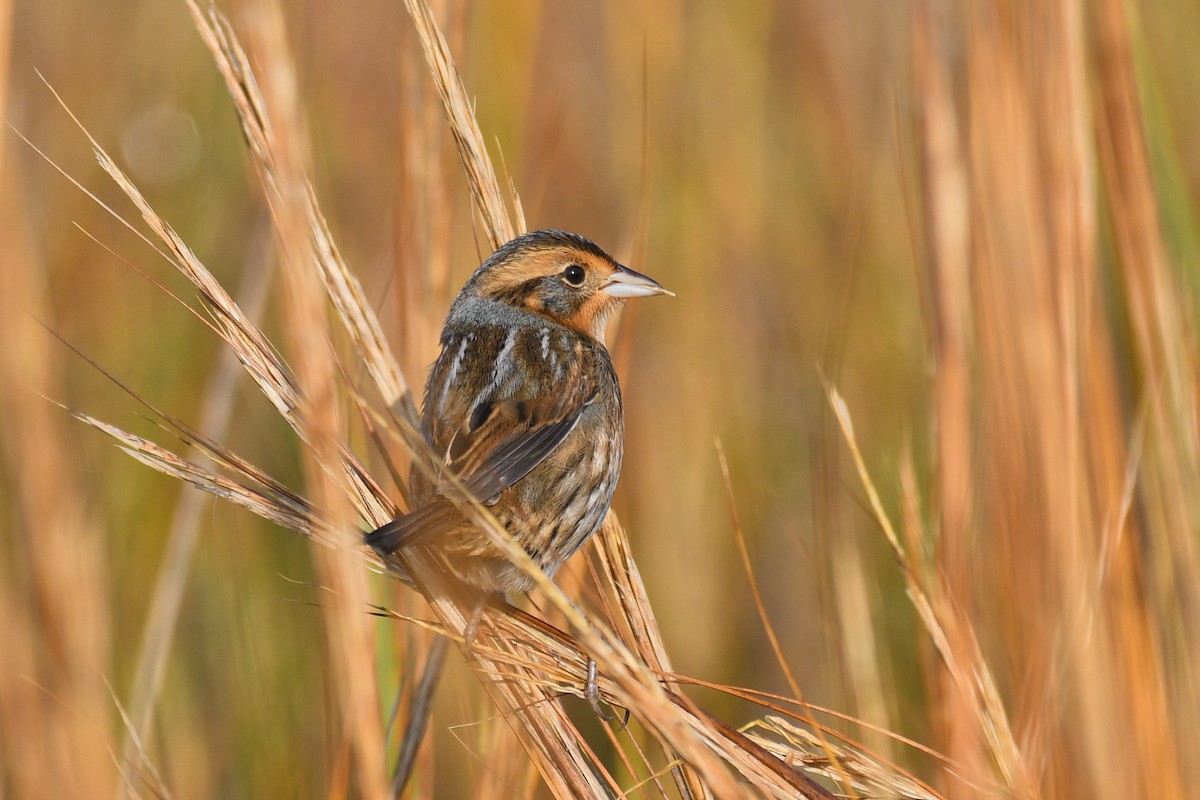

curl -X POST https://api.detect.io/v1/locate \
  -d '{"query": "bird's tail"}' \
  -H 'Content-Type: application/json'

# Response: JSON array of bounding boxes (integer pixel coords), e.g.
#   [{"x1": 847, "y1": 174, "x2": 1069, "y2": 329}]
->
[
  {"x1": 365, "y1": 500, "x2": 462, "y2": 556},
  {"x1": 364, "y1": 515, "x2": 407, "y2": 555},
  {"x1": 366, "y1": 512, "x2": 453, "y2": 792},
  {"x1": 390, "y1": 635, "x2": 450, "y2": 794}
]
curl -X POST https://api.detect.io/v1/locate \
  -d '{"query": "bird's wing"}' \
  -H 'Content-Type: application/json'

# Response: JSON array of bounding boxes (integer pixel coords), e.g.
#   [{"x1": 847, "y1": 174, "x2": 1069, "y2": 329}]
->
[
  {"x1": 444, "y1": 390, "x2": 594, "y2": 502},
  {"x1": 367, "y1": 327, "x2": 598, "y2": 557}
]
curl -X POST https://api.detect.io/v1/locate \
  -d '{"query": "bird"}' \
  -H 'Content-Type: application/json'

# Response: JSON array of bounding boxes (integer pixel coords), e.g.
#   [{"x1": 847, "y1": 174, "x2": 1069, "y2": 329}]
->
[{"x1": 367, "y1": 229, "x2": 672, "y2": 595}]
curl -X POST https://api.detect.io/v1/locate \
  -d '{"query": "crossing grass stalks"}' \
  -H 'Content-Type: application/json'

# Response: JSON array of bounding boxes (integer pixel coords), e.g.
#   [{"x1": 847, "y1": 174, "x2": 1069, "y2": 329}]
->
[{"x1": 3, "y1": 1, "x2": 1199, "y2": 797}]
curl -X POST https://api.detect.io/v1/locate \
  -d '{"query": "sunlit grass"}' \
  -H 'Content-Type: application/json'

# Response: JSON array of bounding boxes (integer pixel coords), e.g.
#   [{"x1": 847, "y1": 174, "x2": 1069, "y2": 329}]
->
[{"x1": 3, "y1": 1, "x2": 1199, "y2": 797}]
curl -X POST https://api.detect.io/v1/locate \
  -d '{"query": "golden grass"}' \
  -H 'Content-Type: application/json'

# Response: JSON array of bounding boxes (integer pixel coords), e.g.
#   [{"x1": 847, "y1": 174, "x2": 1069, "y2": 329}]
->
[{"x1": 3, "y1": 0, "x2": 1200, "y2": 797}]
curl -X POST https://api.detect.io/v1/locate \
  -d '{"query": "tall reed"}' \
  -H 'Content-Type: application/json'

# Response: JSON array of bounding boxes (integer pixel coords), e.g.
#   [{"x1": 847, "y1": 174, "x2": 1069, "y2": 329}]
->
[{"x1": 2, "y1": 1, "x2": 1198, "y2": 798}]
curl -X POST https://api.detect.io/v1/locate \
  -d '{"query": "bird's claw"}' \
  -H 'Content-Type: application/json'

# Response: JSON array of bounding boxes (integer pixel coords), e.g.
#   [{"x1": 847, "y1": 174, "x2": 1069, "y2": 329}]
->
[
  {"x1": 462, "y1": 595, "x2": 488, "y2": 658},
  {"x1": 585, "y1": 658, "x2": 629, "y2": 728},
  {"x1": 585, "y1": 658, "x2": 612, "y2": 721}
]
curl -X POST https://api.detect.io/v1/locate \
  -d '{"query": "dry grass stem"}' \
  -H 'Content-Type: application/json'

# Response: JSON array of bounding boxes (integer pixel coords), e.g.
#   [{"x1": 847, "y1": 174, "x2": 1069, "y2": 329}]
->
[
  {"x1": 115, "y1": 227, "x2": 274, "y2": 791},
  {"x1": 186, "y1": 0, "x2": 416, "y2": 421},
  {"x1": 400, "y1": 0, "x2": 522, "y2": 249},
  {"x1": 829, "y1": 388, "x2": 1025, "y2": 794},
  {"x1": 0, "y1": 59, "x2": 114, "y2": 799},
  {"x1": 746, "y1": 716, "x2": 939, "y2": 800}
]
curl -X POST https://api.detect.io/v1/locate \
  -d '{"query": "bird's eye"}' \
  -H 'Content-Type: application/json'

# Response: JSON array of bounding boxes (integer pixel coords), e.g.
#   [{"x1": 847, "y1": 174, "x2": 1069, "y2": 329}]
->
[{"x1": 562, "y1": 264, "x2": 586, "y2": 286}]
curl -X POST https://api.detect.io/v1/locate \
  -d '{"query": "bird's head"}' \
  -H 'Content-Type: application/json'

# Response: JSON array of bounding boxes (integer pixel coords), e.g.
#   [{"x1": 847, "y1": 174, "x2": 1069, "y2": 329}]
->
[{"x1": 462, "y1": 230, "x2": 672, "y2": 341}]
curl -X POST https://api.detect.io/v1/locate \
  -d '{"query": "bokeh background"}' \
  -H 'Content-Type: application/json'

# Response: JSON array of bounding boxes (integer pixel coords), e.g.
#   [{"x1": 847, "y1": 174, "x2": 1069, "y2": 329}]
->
[{"x1": 3, "y1": 0, "x2": 1199, "y2": 797}]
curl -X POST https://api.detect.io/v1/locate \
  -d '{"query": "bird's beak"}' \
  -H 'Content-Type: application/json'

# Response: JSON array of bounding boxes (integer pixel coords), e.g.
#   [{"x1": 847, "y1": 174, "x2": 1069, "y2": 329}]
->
[{"x1": 602, "y1": 264, "x2": 675, "y2": 299}]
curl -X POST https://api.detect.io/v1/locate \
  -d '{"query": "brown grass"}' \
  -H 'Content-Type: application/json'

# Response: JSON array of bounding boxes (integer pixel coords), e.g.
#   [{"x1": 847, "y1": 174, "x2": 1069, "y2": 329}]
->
[{"x1": 3, "y1": 0, "x2": 1200, "y2": 798}]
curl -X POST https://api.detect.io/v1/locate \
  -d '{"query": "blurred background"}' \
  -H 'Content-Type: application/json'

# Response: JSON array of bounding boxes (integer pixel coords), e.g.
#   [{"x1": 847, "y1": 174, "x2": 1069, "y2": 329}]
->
[{"x1": 2, "y1": 0, "x2": 1199, "y2": 797}]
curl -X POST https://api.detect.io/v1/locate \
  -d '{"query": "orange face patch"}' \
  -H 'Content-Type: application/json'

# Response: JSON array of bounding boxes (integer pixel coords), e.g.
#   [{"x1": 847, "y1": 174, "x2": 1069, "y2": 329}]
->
[
  {"x1": 475, "y1": 245, "x2": 622, "y2": 340},
  {"x1": 555, "y1": 285, "x2": 619, "y2": 341}
]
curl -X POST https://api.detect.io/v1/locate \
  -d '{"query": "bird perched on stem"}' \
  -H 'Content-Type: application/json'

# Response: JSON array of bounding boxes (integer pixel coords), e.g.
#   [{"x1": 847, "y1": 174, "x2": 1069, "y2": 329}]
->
[{"x1": 368, "y1": 229, "x2": 672, "y2": 593}]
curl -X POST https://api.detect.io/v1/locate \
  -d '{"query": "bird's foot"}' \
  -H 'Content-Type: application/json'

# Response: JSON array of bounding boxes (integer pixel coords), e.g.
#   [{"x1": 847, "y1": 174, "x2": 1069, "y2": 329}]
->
[
  {"x1": 461, "y1": 594, "x2": 489, "y2": 657},
  {"x1": 584, "y1": 658, "x2": 630, "y2": 728}
]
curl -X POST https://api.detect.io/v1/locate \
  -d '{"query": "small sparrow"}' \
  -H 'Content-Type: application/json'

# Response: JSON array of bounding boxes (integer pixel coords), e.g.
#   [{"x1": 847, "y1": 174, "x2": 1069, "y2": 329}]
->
[{"x1": 367, "y1": 230, "x2": 671, "y2": 594}]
